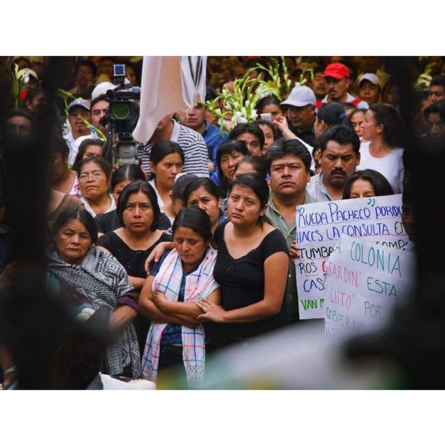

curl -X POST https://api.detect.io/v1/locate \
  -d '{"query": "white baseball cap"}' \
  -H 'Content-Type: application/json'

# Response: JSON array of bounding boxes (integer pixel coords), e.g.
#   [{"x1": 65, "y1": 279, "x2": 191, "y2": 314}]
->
[{"x1": 281, "y1": 85, "x2": 316, "y2": 107}]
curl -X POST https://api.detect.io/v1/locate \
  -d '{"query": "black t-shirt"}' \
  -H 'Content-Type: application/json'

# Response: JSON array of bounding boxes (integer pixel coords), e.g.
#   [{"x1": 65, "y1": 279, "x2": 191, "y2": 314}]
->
[
  {"x1": 211, "y1": 221, "x2": 289, "y2": 341},
  {"x1": 96, "y1": 230, "x2": 172, "y2": 354},
  {"x1": 96, "y1": 231, "x2": 172, "y2": 278}
]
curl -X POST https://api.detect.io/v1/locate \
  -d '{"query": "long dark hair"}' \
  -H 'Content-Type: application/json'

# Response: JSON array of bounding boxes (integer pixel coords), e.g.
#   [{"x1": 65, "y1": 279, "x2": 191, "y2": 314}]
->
[
  {"x1": 369, "y1": 103, "x2": 405, "y2": 147},
  {"x1": 149, "y1": 140, "x2": 184, "y2": 180},
  {"x1": 342, "y1": 169, "x2": 394, "y2": 199},
  {"x1": 228, "y1": 173, "x2": 269, "y2": 225},
  {"x1": 172, "y1": 206, "x2": 212, "y2": 243},
  {"x1": 215, "y1": 139, "x2": 249, "y2": 196},
  {"x1": 116, "y1": 180, "x2": 160, "y2": 230}
]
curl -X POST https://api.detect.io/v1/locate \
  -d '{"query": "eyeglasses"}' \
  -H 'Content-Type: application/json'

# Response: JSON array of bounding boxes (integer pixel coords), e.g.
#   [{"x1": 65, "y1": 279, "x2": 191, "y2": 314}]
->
[
  {"x1": 77, "y1": 70, "x2": 92, "y2": 76},
  {"x1": 79, "y1": 171, "x2": 104, "y2": 181}
]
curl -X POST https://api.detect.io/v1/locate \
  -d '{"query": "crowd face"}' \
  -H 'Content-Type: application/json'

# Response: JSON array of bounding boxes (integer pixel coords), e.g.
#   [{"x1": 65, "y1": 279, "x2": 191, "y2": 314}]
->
[
  {"x1": 27, "y1": 92, "x2": 47, "y2": 113},
  {"x1": 401, "y1": 203, "x2": 416, "y2": 243},
  {"x1": 178, "y1": 104, "x2": 206, "y2": 132},
  {"x1": 286, "y1": 105, "x2": 315, "y2": 132},
  {"x1": 360, "y1": 109, "x2": 382, "y2": 142},
  {"x1": 262, "y1": 104, "x2": 284, "y2": 121},
  {"x1": 325, "y1": 76, "x2": 350, "y2": 102},
  {"x1": 358, "y1": 80, "x2": 380, "y2": 105},
  {"x1": 5, "y1": 116, "x2": 32, "y2": 138},
  {"x1": 234, "y1": 161, "x2": 257, "y2": 178},
  {"x1": 173, "y1": 226, "x2": 207, "y2": 272},
  {"x1": 382, "y1": 84, "x2": 400, "y2": 107},
  {"x1": 122, "y1": 191, "x2": 154, "y2": 235},
  {"x1": 236, "y1": 133, "x2": 261, "y2": 157},
  {"x1": 258, "y1": 124, "x2": 274, "y2": 155},
  {"x1": 126, "y1": 66, "x2": 137, "y2": 85},
  {"x1": 227, "y1": 184, "x2": 265, "y2": 227},
  {"x1": 220, "y1": 151, "x2": 244, "y2": 182},
  {"x1": 320, "y1": 141, "x2": 360, "y2": 189},
  {"x1": 349, "y1": 179, "x2": 375, "y2": 198},
  {"x1": 350, "y1": 111, "x2": 366, "y2": 139},
  {"x1": 268, "y1": 155, "x2": 310, "y2": 198},
  {"x1": 69, "y1": 107, "x2": 91, "y2": 138},
  {"x1": 56, "y1": 218, "x2": 92, "y2": 265},
  {"x1": 187, "y1": 186, "x2": 221, "y2": 229},
  {"x1": 75, "y1": 64, "x2": 95, "y2": 89},
  {"x1": 113, "y1": 180, "x2": 131, "y2": 204},
  {"x1": 151, "y1": 153, "x2": 183, "y2": 189},
  {"x1": 49, "y1": 151, "x2": 69, "y2": 183},
  {"x1": 91, "y1": 100, "x2": 109, "y2": 133},
  {"x1": 426, "y1": 112, "x2": 445, "y2": 139},
  {"x1": 428, "y1": 86, "x2": 445, "y2": 104},
  {"x1": 83, "y1": 144, "x2": 103, "y2": 159},
  {"x1": 78, "y1": 161, "x2": 109, "y2": 201},
  {"x1": 311, "y1": 72, "x2": 327, "y2": 98}
]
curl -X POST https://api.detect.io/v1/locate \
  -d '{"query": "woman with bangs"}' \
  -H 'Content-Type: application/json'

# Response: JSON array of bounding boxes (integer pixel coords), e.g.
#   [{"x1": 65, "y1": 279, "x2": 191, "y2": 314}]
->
[
  {"x1": 97, "y1": 180, "x2": 172, "y2": 352},
  {"x1": 196, "y1": 174, "x2": 289, "y2": 347}
]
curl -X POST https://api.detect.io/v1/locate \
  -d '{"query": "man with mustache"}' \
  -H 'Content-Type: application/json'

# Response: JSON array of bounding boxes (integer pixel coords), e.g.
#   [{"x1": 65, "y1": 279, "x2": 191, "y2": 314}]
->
[
  {"x1": 307, "y1": 125, "x2": 360, "y2": 201},
  {"x1": 265, "y1": 138, "x2": 316, "y2": 322},
  {"x1": 321, "y1": 63, "x2": 368, "y2": 110}
]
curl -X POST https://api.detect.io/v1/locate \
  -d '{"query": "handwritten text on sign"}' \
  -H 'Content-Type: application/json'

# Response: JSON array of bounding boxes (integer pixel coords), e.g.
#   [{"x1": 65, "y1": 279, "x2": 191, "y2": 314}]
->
[
  {"x1": 324, "y1": 235, "x2": 415, "y2": 339},
  {"x1": 295, "y1": 195, "x2": 409, "y2": 319}
]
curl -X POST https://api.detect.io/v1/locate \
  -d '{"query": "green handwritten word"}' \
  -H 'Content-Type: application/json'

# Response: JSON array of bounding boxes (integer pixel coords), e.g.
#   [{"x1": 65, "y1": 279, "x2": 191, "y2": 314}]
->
[
  {"x1": 367, "y1": 277, "x2": 398, "y2": 299},
  {"x1": 328, "y1": 202, "x2": 372, "y2": 223},
  {"x1": 364, "y1": 301, "x2": 383, "y2": 320},
  {"x1": 375, "y1": 205, "x2": 402, "y2": 220},
  {"x1": 350, "y1": 241, "x2": 402, "y2": 277},
  {"x1": 300, "y1": 298, "x2": 325, "y2": 311}
]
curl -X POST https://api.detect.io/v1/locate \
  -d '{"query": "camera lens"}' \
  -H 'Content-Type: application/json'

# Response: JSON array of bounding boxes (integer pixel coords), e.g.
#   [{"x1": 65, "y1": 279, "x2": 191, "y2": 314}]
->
[{"x1": 112, "y1": 103, "x2": 130, "y2": 120}]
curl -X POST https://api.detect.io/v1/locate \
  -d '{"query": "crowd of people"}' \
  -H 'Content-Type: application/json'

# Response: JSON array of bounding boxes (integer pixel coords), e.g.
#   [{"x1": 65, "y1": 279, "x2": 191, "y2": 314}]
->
[{"x1": 0, "y1": 55, "x2": 440, "y2": 389}]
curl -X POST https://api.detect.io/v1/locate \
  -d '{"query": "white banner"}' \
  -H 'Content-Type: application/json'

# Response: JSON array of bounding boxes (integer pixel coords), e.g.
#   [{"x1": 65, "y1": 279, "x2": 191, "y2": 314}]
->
[
  {"x1": 132, "y1": 56, "x2": 207, "y2": 144},
  {"x1": 295, "y1": 195, "x2": 409, "y2": 319},
  {"x1": 324, "y1": 235, "x2": 416, "y2": 339}
]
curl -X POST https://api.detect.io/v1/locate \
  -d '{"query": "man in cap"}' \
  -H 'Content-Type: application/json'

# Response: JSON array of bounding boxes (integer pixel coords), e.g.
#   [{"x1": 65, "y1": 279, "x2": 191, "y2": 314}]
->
[
  {"x1": 280, "y1": 85, "x2": 317, "y2": 147},
  {"x1": 322, "y1": 63, "x2": 368, "y2": 110},
  {"x1": 63, "y1": 98, "x2": 95, "y2": 165},
  {"x1": 357, "y1": 73, "x2": 381, "y2": 105}
]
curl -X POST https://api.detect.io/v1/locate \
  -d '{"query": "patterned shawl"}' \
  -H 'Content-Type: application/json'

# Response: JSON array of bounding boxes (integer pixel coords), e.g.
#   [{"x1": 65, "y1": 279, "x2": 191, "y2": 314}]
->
[
  {"x1": 46, "y1": 247, "x2": 141, "y2": 377},
  {"x1": 141, "y1": 246, "x2": 219, "y2": 386}
]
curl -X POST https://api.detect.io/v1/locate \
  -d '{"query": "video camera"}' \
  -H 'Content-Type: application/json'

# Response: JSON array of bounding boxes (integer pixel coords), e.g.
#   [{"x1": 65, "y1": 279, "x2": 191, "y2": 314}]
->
[{"x1": 101, "y1": 64, "x2": 141, "y2": 166}]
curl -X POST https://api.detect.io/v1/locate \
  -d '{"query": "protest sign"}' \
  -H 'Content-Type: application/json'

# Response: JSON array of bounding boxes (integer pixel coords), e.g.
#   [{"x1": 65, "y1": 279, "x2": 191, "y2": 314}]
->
[
  {"x1": 295, "y1": 195, "x2": 409, "y2": 319},
  {"x1": 324, "y1": 235, "x2": 416, "y2": 339}
]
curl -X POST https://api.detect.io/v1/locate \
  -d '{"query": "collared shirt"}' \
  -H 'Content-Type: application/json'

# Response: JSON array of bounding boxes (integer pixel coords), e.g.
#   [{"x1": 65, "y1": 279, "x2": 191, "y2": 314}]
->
[
  {"x1": 265, "y1": 191, "x2": 316, "y2": 321},
  {"x1": 306, "y1": 172, "x2": 334, "y2": 202},
  {"x1": 202, "y1": 122, "x2": 228, "y2": 165}
]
